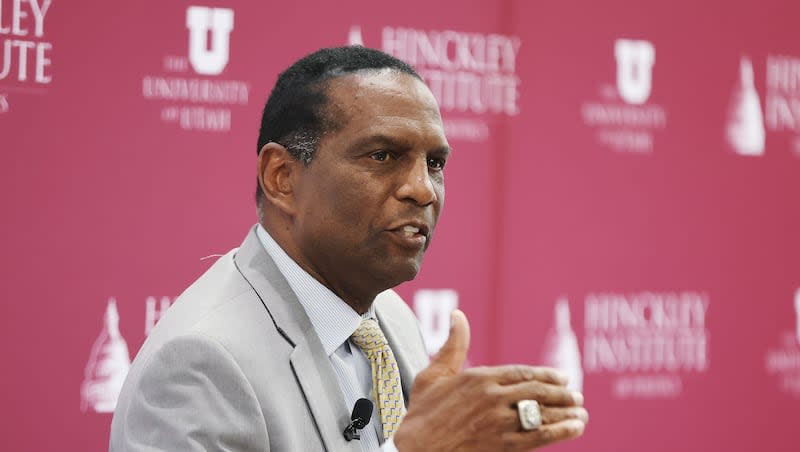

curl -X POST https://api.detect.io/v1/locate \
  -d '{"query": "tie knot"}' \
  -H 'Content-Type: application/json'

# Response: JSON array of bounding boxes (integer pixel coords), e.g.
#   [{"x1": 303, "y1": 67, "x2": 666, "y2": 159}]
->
[{"x1": 350, "y1": 318, "x2": 388, "y2": 353}]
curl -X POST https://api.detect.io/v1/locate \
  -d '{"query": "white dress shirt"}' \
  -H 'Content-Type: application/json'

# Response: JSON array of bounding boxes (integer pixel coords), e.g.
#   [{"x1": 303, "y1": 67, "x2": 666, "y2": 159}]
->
[{"x1": 257, "y1": 225, "x2": 400, "y2": 452}]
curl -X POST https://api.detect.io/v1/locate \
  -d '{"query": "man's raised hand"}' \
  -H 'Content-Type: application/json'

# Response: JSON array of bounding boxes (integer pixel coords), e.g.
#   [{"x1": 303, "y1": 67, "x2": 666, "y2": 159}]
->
[{"x1": 393, "y1": 310, "x2": 588, "y2": 452}]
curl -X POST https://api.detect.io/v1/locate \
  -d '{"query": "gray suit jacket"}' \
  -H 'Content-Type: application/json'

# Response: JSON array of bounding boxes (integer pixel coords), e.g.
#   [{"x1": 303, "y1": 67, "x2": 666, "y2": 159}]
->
[{"x1": 109, "y1": 227, "x2": 430, "y2": 451}]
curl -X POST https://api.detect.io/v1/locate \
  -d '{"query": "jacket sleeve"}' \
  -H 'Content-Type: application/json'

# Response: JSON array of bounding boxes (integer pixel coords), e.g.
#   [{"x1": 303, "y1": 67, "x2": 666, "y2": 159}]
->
[{"x1": 112, "y1": 333, "x2": 270, "y2": 451}]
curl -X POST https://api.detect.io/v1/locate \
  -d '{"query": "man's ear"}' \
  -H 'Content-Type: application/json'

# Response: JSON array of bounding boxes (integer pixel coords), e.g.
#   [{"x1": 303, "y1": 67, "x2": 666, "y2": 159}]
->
[{"x1": 257, "y1": 142, "x2": 301, "y2": 217}]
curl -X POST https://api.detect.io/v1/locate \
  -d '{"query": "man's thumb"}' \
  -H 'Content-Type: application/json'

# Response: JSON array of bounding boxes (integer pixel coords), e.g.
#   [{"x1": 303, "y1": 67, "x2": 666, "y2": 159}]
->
[{"x1": 429, "y1": 309, "x2": 471, "y2": 375}]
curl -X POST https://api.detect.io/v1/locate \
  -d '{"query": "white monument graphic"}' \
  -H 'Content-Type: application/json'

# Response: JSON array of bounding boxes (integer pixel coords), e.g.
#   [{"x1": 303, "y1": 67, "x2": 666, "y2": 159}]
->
[
  {"x1": 615, "y1": 39, "x2": 655, "y2": 105},
  {"x1": 80, "y1": 298, "x2": 131, "y2": 413},
  {"x1": 186, "y1": 6, "x2": 234, "y2": 76},
  {"x1": 348, "y1": 26, "x2": 364, "y2": 46},
  {"x1": 414, "y1": 289, "x2": 459, "y2": 355},
  {"x1": 542, "y1": 298, "x2": 583, "y2": 392},
  {"x1": 726, "y1": 56, "x2": 765, "y2": 156}
]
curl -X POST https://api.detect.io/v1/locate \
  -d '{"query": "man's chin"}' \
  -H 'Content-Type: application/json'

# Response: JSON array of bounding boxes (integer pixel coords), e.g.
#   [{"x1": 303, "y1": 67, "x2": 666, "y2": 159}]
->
[
  {"x1": 379, "y1": 257, "x2": 424, "y2": 289},
  {"x1": 402, "y1": 255, "x2": 427, "y2": 279}
]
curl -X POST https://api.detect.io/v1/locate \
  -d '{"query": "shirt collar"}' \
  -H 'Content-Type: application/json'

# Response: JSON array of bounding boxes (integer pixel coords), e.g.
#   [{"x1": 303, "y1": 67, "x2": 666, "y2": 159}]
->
[{"x1": 256, "y1": 224, "x2": 375, "y2": 356}]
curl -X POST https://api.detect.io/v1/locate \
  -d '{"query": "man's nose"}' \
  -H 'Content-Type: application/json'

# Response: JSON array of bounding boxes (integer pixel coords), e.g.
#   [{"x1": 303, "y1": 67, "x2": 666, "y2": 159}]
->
[{"x1": 396, "y1": 158, "x2": 437, "y2": 206}]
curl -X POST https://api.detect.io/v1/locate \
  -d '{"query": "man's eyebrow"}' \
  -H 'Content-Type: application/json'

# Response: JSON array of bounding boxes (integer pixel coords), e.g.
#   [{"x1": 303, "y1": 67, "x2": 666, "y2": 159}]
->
[
  {"x1": 351, "y1": 134, "x2": 410, "y2": 151},
  {"x1": 351, "y1": 134, "x2": 451, "y2": 155},
  {"x1": 434, "y1": 145, "x2": 452, "y2": 156}
]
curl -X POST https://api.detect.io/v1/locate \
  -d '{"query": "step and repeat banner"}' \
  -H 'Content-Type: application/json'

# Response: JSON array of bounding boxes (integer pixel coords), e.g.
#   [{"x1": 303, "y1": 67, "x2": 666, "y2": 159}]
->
[{"x1": 1, "y1": 0, "x2": 798, "y2": 451}]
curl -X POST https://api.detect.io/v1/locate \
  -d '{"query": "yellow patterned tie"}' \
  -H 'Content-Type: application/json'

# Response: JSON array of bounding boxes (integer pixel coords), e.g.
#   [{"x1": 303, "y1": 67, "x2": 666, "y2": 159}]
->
[{"x1": 350, "y1": 318, "x2": 406, "y2": 440}]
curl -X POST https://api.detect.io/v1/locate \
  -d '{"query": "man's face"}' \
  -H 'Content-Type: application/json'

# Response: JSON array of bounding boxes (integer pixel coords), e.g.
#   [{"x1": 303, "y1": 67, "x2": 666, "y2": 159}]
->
[{"x1": 289, "y1": 70, "x2": 449, "y2": 302}]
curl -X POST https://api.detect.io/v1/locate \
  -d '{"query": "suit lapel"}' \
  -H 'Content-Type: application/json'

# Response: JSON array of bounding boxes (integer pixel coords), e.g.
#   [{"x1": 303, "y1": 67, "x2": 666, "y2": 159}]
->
[
  {"x1": 234, "y1": 226, "x2": 359, "y2": 452},
  {"x1": 289, "y1": 337, "x2": 360, "y2": 452}
]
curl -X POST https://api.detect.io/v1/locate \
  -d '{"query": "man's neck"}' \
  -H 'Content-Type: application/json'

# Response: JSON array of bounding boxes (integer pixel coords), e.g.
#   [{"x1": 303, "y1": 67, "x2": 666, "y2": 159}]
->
[{"x1": 261, "y1": 222, "x2": 377, "y2": 315}]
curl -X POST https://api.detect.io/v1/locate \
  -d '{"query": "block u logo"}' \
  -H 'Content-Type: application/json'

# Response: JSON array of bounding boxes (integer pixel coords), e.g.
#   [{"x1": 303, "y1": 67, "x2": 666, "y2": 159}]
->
[
  {"x1": 186, "y1": 6, "x2": 234, "y2": 76},
  {"x1": 615, "y1": 39, "x2": 655, "y2": 105}
]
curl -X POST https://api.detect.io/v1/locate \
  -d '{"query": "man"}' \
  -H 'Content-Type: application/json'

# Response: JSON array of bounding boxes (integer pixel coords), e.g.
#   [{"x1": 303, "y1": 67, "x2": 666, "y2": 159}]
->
[{"x1": 109, "y1": 46, "x2": 588, "y2": 451}]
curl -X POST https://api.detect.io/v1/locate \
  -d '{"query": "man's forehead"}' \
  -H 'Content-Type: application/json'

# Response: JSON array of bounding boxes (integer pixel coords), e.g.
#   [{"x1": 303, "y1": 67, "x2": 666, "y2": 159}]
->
[
  {"x1": 326, "y1": 70, "x2": 438, "y2": 109},
  {"x1": 317, "y1": 70, "x2": 447, "y2": 150}
]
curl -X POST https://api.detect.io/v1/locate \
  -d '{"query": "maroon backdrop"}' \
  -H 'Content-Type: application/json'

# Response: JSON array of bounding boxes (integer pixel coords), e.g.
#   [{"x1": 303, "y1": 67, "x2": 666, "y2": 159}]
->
[{"x1": 2, "y1": 0, "x2": 799, "y2": 451}]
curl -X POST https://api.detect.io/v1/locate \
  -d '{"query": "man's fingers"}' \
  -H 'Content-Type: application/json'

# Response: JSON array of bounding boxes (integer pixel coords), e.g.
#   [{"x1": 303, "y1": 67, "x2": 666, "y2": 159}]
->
[
  {"x1": 425, "y1": 310, "x2": 470, "y2": 377},
  {"x1": 504, "y1": 380, "x2": 583, "y2": 407},
  {"x1": 484, "y1": 365, "x2": 568, "y2": 386},
  {"x1": 503, "y1": 419, "x2": 586, "y2": 450},
  {"x1": 541, "y1": 406, "x2": 589, "y2": 425},
  {"x1": 472, "y1": 404, "x2": 589, "y2": 433}
]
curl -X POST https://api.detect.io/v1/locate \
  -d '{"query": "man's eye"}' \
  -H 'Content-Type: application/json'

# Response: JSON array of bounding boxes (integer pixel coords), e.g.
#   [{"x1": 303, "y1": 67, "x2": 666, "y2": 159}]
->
[
  {"x1": 427, "y1": 157, "x2": 446, "y2": 170},
  {"x1": 370, "y1": 151, "x2": 390, "y2": 162}
]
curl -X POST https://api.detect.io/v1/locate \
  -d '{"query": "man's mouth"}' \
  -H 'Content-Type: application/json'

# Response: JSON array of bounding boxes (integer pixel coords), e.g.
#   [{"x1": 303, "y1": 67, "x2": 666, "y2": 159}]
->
[
  {"x1": 400, "y1": 225, "x2": 421, "y2": 238},
  {"x1": 387, "y1": 222, "x2": 430, "y2": 249}
]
